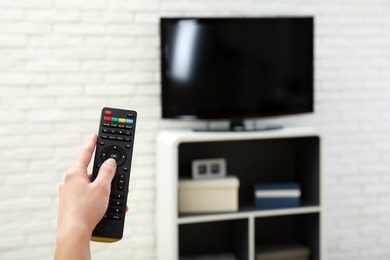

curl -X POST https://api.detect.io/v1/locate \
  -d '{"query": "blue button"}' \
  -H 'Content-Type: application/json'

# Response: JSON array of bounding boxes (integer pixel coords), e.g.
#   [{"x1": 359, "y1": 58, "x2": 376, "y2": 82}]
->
[{"x1": 126, "y1": 119, "x2": 133, "y2": 124}]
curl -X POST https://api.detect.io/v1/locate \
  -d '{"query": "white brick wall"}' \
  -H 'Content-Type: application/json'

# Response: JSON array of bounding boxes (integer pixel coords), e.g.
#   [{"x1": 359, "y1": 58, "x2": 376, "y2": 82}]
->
[{"x1": 0, "y1": 0, "x2": 390, "y2": 259}]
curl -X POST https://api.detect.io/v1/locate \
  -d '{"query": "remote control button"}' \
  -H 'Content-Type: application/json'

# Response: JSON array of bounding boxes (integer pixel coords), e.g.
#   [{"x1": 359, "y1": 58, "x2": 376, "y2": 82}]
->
[
  {"x1": 112, "y1": 117, "x2": 119, "y2": 122},
  {"x1": 110, "y1": 200, "x2": 124, "y2": 206},
  {"x1": 125, "y1": 138, "x2": 132, "y2": 142},
  {"x1": 125, "y1": 125, "x2": 133, "y2": 129},
  {"x1": 110, "y1": 123, "x2": 118, "y2": 128},
  {"x1": 106, "y1": 150, "x2": 121, "y2": 162},
  {"x1": 101, "y1": 135, "x2": 108, "y2": 139},
  {"x1": 117, "y1": 174, "x2": 126, "y2": 191},
  {"x1": 100, "y1": 145, "x2": 127, "y2": 166},
  {"x1": 118, "y1": 124, "x2": 125, "y2": 128},
  {"x1": 104, "y1": 116, "x2": 111, "y2": 121},
  {"x1": 110, "y1": 129, "x2": 117, "y2": 134},
  {"x1": 110, "y1": 194, "x2": 124, "y2": 199},
  {"x1": 100, "y1": 141, "x2": 105, "y2": 145},
  {"x1": 117, "y1": 137, "x2": 124, "y2": 141},
  {"x1": 108, "y1": 207, "x2": 123, "y2": 213},
  {"x1": 119, "y1": 118, "x2": 126, "y2": 123},
  {"x1": 126, "y1": 119, "x2": 133, "y2": 124},
  {"x1": 120, "y1": 155, "x2": 126, "y2": 166},
  {"x1": 109, "y1": 136, "x2": 116, "y2": 140},
  {"x1": 118, "y1": 130, "x2": 124, "y2": 135},
  {"x1": 127, "y1": 113, "x2": 134, "y2": 118},
  {"x1": 103, "y1": 123, "x2": 110, "y2": 127},
  {"x1": 123, "y1": 167, "x2": 128, "y2": 171},
  {"x1": 104, "y1": 110, "x2": 113, "y2": 116},
  {"x1": 110, "y1": 215, "x2": 122, "y2": 221},
  {"x1": 102, "y1": 129, "x2": 109, "y2": 133},
  {"x1": 126, "y1": 144, "x2": 131, "y2": 149}
]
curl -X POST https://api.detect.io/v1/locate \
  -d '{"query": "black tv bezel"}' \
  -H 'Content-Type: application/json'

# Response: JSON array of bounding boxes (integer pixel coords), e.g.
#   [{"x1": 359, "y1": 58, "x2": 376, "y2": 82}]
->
[{"x1": 160, "y1": 16, "x2": 314, "y2": 123}]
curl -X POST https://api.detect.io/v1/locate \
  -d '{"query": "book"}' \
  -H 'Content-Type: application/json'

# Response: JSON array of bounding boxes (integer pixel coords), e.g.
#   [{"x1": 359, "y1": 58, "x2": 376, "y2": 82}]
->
[{"x1": 255, "y1": 183, "x2": 301, "y2": 209}]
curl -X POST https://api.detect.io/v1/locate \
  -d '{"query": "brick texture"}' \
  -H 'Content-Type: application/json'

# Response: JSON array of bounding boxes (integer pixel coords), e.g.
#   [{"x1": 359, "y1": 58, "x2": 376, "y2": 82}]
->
[{"x1": 1, "y1": 0, "x2": 390, "y2": 259}]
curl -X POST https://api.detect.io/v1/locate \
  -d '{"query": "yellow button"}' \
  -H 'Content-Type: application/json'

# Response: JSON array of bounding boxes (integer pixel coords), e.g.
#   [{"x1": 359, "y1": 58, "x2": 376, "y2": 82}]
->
[{"x1": 119, "y1": 118, "x2": 126, "y2": 123}]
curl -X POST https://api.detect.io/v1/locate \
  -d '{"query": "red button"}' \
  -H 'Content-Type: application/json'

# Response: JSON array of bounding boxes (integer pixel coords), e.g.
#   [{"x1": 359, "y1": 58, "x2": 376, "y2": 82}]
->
[
  {"x1": 104, "y1": 110, "x2": 113, "y2": 116},
  {"x1": 103, "y1": 116, "x2": 111, "y2": 121}
]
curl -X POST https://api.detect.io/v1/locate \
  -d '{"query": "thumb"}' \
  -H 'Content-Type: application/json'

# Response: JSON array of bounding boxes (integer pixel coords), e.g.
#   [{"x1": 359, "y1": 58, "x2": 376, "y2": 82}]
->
[{"x1": 93, "y1": 158, "x2": 117, "y2": 190}]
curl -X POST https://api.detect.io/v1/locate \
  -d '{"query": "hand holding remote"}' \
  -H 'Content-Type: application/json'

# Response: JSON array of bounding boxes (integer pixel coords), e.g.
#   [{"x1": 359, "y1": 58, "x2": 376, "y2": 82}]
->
[{"x1": 55, "y1": 133, "x2": 117, "y2": 260}]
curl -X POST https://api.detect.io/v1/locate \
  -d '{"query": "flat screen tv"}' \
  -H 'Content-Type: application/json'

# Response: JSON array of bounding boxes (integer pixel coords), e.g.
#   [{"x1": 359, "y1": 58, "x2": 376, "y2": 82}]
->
[{"x1": 160, "y1": 17, "x2": 314, "y2": 131}]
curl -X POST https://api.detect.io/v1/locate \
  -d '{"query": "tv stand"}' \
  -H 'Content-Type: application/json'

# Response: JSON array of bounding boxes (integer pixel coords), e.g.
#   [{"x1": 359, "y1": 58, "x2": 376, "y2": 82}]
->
[
  {"x1": 156, "y1": 128, "x2": 322, "y2": 260},
  {"x1": 193, "y1": 119, "x2": 283, "y2": 132}
]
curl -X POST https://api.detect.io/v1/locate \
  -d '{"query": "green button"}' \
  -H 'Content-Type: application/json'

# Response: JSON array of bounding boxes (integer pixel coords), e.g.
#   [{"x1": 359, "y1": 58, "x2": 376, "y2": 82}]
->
[{"x1": 111, "y1": 117, "x2": 119, "y2": 122}]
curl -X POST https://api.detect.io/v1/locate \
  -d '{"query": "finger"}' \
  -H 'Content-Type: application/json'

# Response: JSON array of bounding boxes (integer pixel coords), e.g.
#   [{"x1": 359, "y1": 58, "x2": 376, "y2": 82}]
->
[
  {"x1": 72, "y1": 133, "x2": 97, "y2": 173},
  {"x1": 92, "y1": 158, "x2": 116, "y2": 191}
]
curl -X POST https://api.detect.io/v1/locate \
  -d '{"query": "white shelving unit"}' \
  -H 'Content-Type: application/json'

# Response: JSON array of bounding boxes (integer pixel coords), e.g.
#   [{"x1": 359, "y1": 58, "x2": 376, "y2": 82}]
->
[{"x1": 156, "y1": 128, "x2": 322, "y2": 260}]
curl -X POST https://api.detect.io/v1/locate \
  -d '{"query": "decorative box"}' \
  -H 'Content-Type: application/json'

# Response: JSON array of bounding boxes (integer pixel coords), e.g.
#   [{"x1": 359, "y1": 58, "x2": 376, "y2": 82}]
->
[
  {"x1": 179, "y1": 176, "x2": 239, "y2": 213},
  {"x1": 191, "y1": 158, "x2": 227, "y2": 179},
  {"x1": 255, "y1": 183, "x2": 301, "y2": 209}
]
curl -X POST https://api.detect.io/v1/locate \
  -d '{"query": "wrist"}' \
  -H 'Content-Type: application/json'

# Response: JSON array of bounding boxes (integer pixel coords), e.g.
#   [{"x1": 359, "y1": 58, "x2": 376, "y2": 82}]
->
[
  {"x1": 58, "y1": 220, "x2": 92, "y2": 240},
  {"x1": 55, "y1": 222, "x2": 92, "y2": 260},
  {"x1": 57, "y1": 220, "x2": 92, "y2": 247}
]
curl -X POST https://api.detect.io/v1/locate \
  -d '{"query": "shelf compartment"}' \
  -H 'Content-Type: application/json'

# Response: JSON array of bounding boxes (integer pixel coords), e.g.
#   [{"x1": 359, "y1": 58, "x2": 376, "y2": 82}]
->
[
  {"x1": 178, "y1": 136, "x2": 320, "y2": 210},
  {"x1": 255, "y1": 213, "x2": 320, "y2": 260},
  {"x1": 179, "y1": 219, "x2": 249, "y2": 260}
]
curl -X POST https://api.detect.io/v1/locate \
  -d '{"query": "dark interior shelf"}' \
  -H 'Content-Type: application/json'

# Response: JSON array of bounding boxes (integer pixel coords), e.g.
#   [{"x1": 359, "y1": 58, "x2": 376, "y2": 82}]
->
[
  {"x1": 178, "y1": 136, "x2": 320, "y2": 208},
  {"x1": 179, "y1": 219, "x2": 249, "y2": 260}
]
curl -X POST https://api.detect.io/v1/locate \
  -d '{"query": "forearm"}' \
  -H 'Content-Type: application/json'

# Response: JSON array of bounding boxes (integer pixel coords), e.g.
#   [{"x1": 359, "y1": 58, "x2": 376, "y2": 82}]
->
[{"x1": 55, "y1": 222, "x2": 92, "y2": 260}]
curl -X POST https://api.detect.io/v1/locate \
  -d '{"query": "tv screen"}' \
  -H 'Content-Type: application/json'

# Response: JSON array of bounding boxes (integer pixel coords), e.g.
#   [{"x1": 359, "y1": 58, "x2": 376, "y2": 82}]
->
[{"x1": 160, "y1": 17, "x2": 314, "y2": 125}]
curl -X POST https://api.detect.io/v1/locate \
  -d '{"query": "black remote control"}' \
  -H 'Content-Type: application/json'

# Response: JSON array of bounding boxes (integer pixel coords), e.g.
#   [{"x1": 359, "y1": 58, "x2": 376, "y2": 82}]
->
[{"x1": 91, "y1": 107, "x2": 137, "y2": 242}]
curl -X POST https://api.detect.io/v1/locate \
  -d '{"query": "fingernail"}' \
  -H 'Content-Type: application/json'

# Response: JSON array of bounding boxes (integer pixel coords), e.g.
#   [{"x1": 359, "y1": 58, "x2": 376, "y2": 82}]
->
[{"x1": 105, "y1": 158, "x2": 116, "y2": 166}]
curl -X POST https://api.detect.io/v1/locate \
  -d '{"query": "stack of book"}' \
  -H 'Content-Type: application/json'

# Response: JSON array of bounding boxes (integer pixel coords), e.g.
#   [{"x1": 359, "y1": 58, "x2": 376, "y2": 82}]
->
[
  {"x1": 255, "y1": 183, "x2": 301, "y2": 209},
  {"x1": 256, "y1": 242, "x2": 310, "y2": 260}
]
